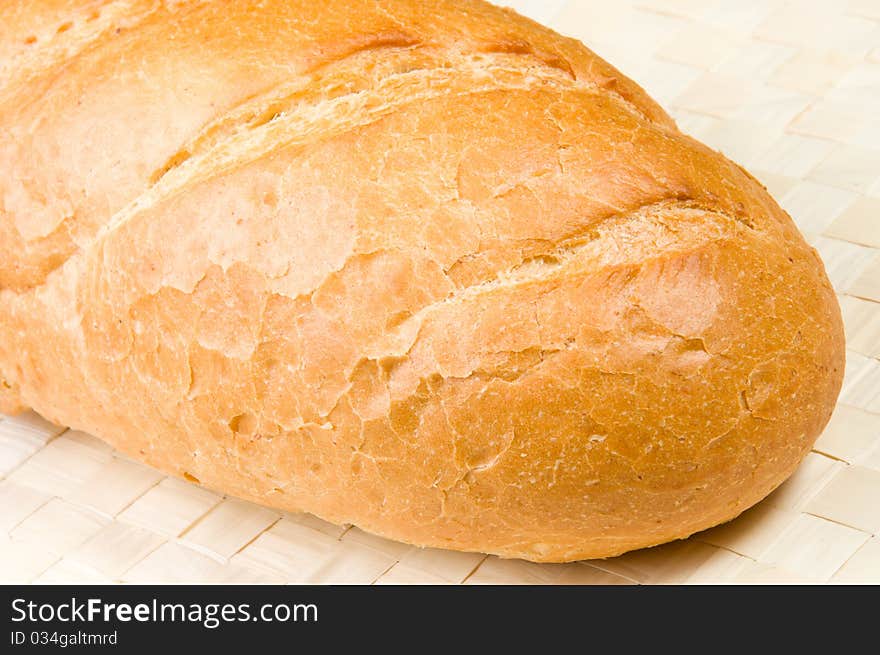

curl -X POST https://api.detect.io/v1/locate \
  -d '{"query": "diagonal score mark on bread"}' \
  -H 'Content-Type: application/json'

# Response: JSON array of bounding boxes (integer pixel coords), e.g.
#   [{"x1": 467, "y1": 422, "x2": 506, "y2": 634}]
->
[
  {"x1": 1, "y1": 0, "x2": 678, "y2": 294},
  {"x1": 4, "y1": 47, "x2": 670, "y2": 295},
  {"x1": 97, "y1": 52, "x2": 671, "y2": 244}
]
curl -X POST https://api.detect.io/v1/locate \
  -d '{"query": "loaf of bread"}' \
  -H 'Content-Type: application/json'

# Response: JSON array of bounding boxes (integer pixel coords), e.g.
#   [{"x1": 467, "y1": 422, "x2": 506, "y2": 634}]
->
[{"x1": 0, "y1": 0, "x2": 844, "y2": 562}]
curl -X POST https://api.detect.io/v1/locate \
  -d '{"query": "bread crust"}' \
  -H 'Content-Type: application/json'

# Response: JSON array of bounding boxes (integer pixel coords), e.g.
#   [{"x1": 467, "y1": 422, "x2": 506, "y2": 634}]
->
[{"x1": 0, "y1": 0, "x2": 844, "y2": 561}]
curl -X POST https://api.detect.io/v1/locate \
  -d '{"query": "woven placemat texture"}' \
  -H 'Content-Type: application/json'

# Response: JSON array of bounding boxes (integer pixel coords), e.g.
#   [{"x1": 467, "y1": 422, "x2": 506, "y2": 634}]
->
[{"x1": 1, "y1": 0, "x2": 879, "y2": 584}]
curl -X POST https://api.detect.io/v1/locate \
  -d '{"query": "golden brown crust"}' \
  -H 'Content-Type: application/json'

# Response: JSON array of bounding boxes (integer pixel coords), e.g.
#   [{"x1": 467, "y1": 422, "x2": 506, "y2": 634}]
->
[{"x1": 0, "y1": 0, "x2": 844, "y2": 561}]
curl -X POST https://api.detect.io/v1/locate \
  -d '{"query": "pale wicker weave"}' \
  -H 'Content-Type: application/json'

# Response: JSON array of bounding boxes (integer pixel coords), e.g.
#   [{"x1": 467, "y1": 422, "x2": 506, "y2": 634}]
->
[{"x1": 1, "y1": 0, "x2": 878, "y2": 584}]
